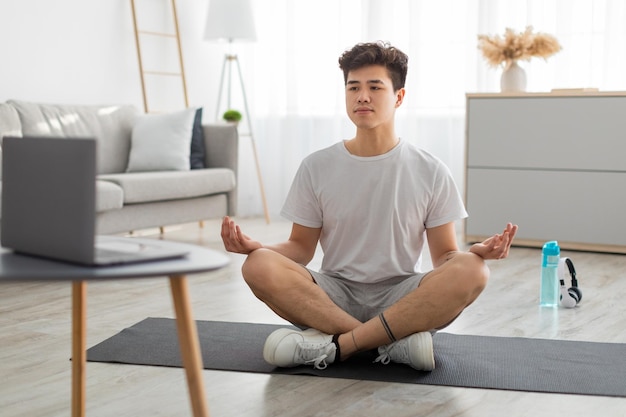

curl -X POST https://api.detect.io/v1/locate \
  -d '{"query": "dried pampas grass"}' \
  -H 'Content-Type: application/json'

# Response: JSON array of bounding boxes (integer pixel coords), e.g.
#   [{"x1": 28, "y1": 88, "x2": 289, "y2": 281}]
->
[{"x1": 478, "y1": 26, "x2": 562, "y2": 68}]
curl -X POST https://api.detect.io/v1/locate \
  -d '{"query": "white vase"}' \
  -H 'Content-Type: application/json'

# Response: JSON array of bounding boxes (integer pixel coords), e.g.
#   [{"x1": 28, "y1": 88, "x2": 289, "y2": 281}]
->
[{"x1": 500, "y1": 61, "x2": 527, "y2": 92}]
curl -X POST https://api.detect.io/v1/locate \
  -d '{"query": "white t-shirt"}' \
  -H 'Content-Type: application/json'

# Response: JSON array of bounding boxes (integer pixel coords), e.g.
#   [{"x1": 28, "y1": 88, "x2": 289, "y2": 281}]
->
[{"x1": 281, "y1": 139, "x2": 468, "y2": 283}]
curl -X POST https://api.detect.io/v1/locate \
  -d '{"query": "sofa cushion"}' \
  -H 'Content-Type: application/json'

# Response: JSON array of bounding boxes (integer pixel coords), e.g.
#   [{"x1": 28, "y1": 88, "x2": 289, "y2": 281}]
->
[
  {"x1": 126, "y1": 108, "x2": 196, "y2": 172},
  {"x1": 7, "y1": 100, "x2": 140, "y2": 175},
  {"x1": 95, "y1": 180, "x2": 124, "y2": 213},
  {"x1": 98, "y1": 168, "x2": 235, "y2": 204}
]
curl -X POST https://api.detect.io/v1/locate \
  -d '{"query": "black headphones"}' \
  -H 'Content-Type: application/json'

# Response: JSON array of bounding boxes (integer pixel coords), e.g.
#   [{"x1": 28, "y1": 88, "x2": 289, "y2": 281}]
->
[{"x1": 557, "y1": 257, "x2": 582, "y2": 308}]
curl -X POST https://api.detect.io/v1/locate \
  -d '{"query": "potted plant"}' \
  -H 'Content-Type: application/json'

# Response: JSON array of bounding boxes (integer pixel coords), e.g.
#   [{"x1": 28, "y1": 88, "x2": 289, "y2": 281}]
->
[{"x1": 222, "y1": 109, "x2": 242, "y2": 124}]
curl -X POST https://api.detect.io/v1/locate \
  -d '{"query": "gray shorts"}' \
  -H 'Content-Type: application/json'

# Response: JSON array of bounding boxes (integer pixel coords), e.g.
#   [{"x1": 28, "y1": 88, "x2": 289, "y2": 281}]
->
[{"x1": 306, "y1": 269, "x2": 429, "y2": 323}]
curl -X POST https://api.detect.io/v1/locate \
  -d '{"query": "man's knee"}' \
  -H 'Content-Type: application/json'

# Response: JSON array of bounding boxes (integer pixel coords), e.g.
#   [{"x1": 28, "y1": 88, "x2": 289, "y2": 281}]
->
[
  {"x1": 451, "y1": 252, "x2": 490, "y2": 301},
  {"x1": 242, "y1": 248, "x2": 275, "y2": 286},
  {"x1": 426, "y1": 251, "x2": 489, "y2": 303},
  {"x1": 242, "y1": 248, "x2": 310, "y2": 296}
]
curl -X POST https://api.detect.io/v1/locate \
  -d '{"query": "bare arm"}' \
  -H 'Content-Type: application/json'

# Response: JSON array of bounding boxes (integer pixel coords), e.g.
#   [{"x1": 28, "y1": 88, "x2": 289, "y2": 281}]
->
[
  {"x1": 265, "y1": 223, "x2": 321, "y2": 265},
  {"x1": 220, "y1": 216, "x2": 321, "y2": 265},
  {"x1": 426, "y1": 222, "x2": 461, "y2": 268}
]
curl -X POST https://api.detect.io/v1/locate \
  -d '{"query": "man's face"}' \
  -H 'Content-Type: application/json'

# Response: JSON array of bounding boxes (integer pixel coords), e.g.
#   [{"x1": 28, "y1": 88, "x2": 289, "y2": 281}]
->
[{"x1": 345, "y1": 65, "x2": 404, "y2": 130}]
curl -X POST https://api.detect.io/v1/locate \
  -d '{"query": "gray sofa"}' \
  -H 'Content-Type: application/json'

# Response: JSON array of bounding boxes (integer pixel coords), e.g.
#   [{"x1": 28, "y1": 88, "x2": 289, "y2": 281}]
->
[{"x1": 0, "y1": 100, "x2": 238, "y2": 234}]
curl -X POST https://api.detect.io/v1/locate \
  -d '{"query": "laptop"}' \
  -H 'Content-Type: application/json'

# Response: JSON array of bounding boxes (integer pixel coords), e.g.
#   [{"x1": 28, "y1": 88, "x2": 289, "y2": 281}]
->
[{"x1": 1, "y1": 136, "x2": 189, "y2": 266}]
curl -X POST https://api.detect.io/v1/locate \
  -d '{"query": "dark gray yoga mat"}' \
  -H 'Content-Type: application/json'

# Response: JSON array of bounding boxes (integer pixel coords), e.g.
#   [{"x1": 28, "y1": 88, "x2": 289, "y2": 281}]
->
[{"x1": 87, "y1": 317, "x2": 626, "y2": 397}]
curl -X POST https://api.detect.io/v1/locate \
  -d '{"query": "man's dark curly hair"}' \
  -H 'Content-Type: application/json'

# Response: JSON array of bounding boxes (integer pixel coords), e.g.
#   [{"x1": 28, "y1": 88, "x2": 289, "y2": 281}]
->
[{"x1": 338, "y1": 41, "x2": 408, "y2": 91}]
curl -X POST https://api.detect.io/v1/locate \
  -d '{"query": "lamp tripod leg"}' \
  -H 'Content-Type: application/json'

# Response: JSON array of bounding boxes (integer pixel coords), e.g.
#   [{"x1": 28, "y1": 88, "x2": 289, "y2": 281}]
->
[
  {"x1": 249, "y1": 136, "x2": 270, "y2": 225},
  {"x1": 214, "y1": 55, "x2": 229, "y2": 121},
  {"x1": 234, "y1": 57, "x2": 271, "y2": 224}
]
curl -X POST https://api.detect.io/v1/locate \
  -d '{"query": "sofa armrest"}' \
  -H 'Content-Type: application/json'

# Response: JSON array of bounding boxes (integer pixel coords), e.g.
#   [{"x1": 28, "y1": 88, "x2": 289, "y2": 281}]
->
[{"x1": 202, "y1": 123, "x2": 238, "y2": 215}]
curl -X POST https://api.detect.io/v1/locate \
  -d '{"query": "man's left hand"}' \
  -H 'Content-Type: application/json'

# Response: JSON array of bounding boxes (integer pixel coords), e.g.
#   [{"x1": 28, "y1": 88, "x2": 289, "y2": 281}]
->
[{"x1": 469, "y1": 222, "x2": 518, "y2": 260}]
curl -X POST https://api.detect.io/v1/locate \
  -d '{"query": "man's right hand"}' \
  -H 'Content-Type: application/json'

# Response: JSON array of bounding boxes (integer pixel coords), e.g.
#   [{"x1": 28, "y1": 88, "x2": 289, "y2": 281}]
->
[{"x1": 220, "y1": 216, "x2": 263, "y2": 254}]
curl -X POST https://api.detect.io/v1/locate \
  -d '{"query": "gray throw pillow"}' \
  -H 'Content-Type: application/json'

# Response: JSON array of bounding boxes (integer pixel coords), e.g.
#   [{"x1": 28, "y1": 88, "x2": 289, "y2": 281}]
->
[{"x1": 190, "y1": 108, "x2": 206, "y2": 169}]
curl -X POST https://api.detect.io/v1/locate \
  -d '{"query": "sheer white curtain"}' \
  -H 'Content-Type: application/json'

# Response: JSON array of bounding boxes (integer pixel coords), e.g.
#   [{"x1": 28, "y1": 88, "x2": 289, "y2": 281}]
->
[{"x1": 231, "y1": 0, "x2": 626, "y2": 217}]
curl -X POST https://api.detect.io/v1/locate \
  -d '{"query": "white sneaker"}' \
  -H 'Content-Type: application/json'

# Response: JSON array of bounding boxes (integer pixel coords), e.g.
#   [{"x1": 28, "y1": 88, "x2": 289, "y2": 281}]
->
[
  {"x1": 263, "y1": 328, "x2": 336, "y2": 370},
  {"x1": 374, "y1": 332, "x2": 435, "y2": 371}
]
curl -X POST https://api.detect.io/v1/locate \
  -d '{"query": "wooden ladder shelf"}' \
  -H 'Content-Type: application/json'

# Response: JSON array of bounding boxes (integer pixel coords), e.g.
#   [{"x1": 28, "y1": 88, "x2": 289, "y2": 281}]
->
[{"x1": 130, "y1": 0, "x2": 189, "y2": 113}]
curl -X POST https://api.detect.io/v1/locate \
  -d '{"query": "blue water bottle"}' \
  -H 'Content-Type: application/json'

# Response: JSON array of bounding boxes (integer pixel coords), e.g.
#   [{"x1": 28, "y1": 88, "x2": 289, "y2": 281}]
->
[{"x1": 540, "y1": 241, "x2": 560, "y2": 307}]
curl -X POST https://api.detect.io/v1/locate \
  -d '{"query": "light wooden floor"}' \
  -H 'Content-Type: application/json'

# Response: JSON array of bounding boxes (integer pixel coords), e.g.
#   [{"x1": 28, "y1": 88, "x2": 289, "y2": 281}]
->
[{"x1": 1, "y1": 218, "x2": 625, "y2": 417}]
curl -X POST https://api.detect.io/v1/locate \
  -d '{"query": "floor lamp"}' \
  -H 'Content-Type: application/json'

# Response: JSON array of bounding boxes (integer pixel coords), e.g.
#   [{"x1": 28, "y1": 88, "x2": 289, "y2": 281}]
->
[{"x1": 204, "y1": 0, "x2": 270, "y2": 224}]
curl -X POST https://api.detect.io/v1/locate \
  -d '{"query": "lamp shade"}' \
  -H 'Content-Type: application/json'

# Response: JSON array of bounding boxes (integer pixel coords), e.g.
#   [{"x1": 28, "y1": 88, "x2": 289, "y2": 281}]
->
[{"x1": 203, "y1": 0, "x2": 257, "y2": 42}]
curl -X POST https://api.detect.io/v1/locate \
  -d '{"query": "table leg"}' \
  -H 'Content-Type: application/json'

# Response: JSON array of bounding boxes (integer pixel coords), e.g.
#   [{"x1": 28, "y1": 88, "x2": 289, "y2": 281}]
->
[
  {"x1": 169, "y1": 275, "x2": 210, "y2": 417},
  {"x1": 71, "y1": 281, "x2": 87, "y2": 417}
]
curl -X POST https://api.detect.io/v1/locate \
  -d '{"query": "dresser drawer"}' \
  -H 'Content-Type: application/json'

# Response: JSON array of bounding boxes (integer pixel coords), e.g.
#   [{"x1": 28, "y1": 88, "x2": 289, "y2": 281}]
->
[
  {"x1": 467, "y1": 96, "x2": 626, "y2": 172},
  {"x1": 465, "y1": 168, "x2": 626, "y2": 250}
]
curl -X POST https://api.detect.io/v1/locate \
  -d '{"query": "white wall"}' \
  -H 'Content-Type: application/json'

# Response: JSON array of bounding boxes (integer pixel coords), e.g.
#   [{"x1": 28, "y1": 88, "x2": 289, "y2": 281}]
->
[{"x1": 0, "y1": 0, "x2": 220, "y2": 110}]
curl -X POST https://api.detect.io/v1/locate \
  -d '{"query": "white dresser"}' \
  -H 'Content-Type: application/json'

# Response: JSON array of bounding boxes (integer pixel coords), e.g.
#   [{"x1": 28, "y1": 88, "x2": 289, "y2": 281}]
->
[{"x1": 464, "y1": 92, "x2": 626, "y2": 253}]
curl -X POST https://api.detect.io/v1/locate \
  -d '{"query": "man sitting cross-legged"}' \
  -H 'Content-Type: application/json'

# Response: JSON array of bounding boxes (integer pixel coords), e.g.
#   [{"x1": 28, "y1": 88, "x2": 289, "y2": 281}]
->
[{"x1": 221, "y1": 41, "x2": 518, "y2": 371}]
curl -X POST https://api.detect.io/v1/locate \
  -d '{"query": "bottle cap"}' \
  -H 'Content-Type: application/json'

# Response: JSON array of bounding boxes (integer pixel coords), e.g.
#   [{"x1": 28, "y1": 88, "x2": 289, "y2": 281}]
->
[{"x1": 542, "y1": 240, "x2": 560, "y2": 256}]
